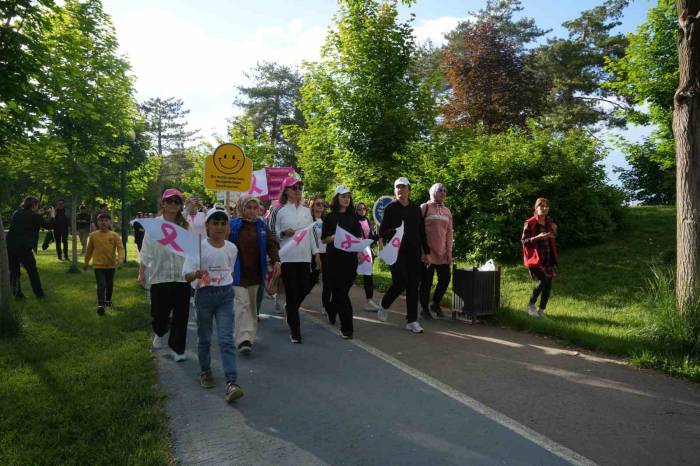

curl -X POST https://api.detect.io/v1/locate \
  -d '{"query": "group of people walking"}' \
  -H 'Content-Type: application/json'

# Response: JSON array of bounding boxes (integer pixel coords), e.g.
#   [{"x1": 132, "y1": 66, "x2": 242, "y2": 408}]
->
[{"x1": 6, "y1": 176, "x2": 558, "y2": 403}]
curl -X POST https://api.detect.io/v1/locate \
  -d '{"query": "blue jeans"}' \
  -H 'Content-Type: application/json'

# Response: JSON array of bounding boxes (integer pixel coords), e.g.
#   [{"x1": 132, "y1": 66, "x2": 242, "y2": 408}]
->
[{"x1": 195, "y1": 285, "x2": 237, "y2": 383}]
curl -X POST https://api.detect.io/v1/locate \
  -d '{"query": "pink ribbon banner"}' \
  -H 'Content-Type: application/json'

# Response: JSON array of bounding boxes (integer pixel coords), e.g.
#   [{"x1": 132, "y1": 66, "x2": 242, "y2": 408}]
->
[
  {"x1": 136, "y1": 218, "x2": 199, "y2": 259},
  {"x1": 333, "y1": 225, "x2": 374, "y2": 252},
  {"x1": 377, "y1": 221, "x2": 404, "y2": 266}
]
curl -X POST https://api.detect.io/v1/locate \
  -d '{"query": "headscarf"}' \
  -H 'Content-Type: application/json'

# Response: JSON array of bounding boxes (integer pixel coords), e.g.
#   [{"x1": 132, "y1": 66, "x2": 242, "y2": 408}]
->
[
  {"x1": 429, "y1": 183, "x2": 446, "y2": 204},
  {"x1": 237, "y1": 195, "x2": 261, "y2": 219}
]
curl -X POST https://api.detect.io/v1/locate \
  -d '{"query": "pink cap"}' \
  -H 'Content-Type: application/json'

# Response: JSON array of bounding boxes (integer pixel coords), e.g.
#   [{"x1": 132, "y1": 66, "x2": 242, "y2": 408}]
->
[
  {"x1": 161, "y1": 188, "x2": 184, "y2": 200},
  {"x1": 281, "y1": 176, "x2": 303, "y2": 189}
]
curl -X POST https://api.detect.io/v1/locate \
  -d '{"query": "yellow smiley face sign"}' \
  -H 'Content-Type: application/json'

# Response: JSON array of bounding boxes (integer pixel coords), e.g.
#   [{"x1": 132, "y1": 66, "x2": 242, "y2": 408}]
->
[{"x1": 204, "y1": 143, "x2": 253, "y2": 191}]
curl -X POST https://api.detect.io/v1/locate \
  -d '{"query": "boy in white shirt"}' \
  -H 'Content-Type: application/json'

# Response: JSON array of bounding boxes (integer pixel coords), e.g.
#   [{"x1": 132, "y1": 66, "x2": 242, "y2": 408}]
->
[{"x1": 183, "y1": 207, "x2": 243, "y2": 402}]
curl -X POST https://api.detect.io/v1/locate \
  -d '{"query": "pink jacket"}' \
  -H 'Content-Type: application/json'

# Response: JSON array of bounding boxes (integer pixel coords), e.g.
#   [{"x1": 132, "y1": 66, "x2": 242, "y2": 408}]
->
[{"x1": 420, "y1": 201, "x2": 453, "y2": 264}]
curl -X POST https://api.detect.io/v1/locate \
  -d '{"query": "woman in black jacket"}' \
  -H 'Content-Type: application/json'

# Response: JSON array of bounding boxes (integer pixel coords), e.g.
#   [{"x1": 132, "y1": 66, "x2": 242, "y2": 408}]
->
[
  {"x1": 321, "y1": 186, "x2": 363, "y2": 339},
  {"x1": 6, "y1": 197, "x2": 54, "y2": 299}
]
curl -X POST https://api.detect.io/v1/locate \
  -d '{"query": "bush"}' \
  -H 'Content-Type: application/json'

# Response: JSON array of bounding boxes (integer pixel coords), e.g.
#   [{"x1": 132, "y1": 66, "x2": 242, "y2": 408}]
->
[{"x1": 405, "y1": 124, "x2": 625, "y2": 261}]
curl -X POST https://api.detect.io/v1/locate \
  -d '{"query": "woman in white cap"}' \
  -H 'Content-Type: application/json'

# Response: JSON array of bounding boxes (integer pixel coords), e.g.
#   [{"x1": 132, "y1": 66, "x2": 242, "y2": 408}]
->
[
  {"x1": 377, "y1": 177, "x2": 431, "y2": 334},
  {"x1": 138, "y1": 188, "x2": 191, "y2": 361},
  {"x1": 321, "y1": 186, "x2": 362, "y2": 338},
  {"x1": 419, "y1": 183, "x2": 453, "y2": 319},
  {"x1": 275, "y1": 177, "x2": 320, "y2": 343}
]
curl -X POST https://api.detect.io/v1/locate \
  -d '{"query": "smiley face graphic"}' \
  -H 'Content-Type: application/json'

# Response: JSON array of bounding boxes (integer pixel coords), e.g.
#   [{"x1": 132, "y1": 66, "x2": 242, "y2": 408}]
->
[{"x1": 212, "y1": 144, "x2": 246, "y2": 175}]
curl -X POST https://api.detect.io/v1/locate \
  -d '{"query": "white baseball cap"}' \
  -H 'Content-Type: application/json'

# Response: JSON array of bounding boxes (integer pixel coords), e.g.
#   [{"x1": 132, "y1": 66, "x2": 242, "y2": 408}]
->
[
  {"x1": 334, "y1": 185, "x2": 351, "y2": 195},
  {"x1": 205, "y1": 205, "x2": 228, "y2": 222},
  {"x1": 394, "y1": 177, "x2": 410, "y2": 188}
]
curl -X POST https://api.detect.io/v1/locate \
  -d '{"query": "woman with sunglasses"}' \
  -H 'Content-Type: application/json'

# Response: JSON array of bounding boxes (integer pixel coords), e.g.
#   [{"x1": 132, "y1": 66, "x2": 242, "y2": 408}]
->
[
  {"x1": 419, "y1": 183, "x2": 453, "y2": 319},
  {"x1": 355, "y1": 202, "x2": 381, "y2": 312},
  {"x1": 308, "y1": 195, "x2": 332, "y2": 317},
  {"x1": 275, "y1": 177, "x2": 320, "y2": 343},
  {"x1": 138, "y1": 188, "x2": 191, "y2": 361},
  {"x1": 321, "y1": 186, "x2": 363, "y2": 339}
]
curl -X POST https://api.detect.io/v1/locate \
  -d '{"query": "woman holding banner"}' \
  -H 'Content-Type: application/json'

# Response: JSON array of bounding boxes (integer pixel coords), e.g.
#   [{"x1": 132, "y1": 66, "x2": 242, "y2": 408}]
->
[
  {"x1": 308, "y1": 195, "x2": 331, "y2": 314},
  {"x1": 321, "y1": 186, "x2": 363, "y2": 339},
  {"x1": 138, "y1": 188, "x2": 191, "y2": 361},
  {"x1": 275, "y1": 177, "x2": 320, "y2": 344},
  {"x1": 356, "y1": 202, "x2": 381, "y2": 312}
]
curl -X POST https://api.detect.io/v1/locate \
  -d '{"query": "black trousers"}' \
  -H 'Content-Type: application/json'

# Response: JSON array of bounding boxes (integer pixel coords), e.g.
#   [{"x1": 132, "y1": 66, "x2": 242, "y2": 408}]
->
[
  {"x1": 309, "y1": 253, "x2": 332, "y2": 310},
  {"x1": 8, "y1": 248, "x2": 44, "y2": 297},
  {"x1": 381, "y1": 254, "x2": 422, "y2": 323},
  {"x1": 282, "y1": 262, "x2": 311, "y2": 339},
  {"x1": 419, "y1": 264, "x2": 451, "y2": 310},
  {"x1": 327, "y1": 254, "x2": 358, "y2": 337},
  {"x1": 528, "y1": 267, "x2": 553, "y2": 310},
  {"x1": 54, "y1": 229, "x2": 68, "y2": 259},
  {"x1": 363, "y1": 274, "x2": 374, "y2": 300},
  {"x1": 150, "y1": 282, "x2": 191, "y2": 354},
  {"x1": 94, "y1": 268, "x2": 115, "y2": 307}
]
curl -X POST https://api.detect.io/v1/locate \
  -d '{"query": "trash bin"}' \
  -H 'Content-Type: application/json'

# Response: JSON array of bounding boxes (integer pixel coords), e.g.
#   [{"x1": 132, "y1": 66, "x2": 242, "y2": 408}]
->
[{"x1": 451, "y1": 265, "x2": 501, "y2": 323}]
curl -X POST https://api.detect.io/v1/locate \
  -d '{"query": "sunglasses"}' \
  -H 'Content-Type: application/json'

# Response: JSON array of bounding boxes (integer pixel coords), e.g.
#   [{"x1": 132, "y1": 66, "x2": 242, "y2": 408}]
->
[
  {"x1": 314, "y1": 202, "x2": 325, "y2": 207},
  {"x1": 288, "y1": 185, "x2": 303, "y2": 191},
  {"x1": 164, "y1": 198, "x2": 182, "y2": 205},
  {"x1": 395, "y1": 184, "x2": 408, "y2": 189}
]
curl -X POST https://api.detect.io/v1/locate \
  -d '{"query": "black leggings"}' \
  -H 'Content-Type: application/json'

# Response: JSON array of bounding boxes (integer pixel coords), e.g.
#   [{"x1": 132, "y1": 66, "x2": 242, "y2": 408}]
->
[
  {"x1": 528, "y1": 267, "x2": 553, "y2": 310},
  {"x1": 94, "y1": 268, "x2": 115, "y2": 306},
  {"x1": 419, "y1": 264, "x2": 451, "y2": 310},
  {"x1": 150, "y1": 282, "x2": 191, "y2": 354},
  {"x1": 363, "y1": 274, "x2": 373, "y2": 300},
  {"x1": 310, "y1": 253, "x2": 332, "y2": 310},
  {"x1": 282, "y1": 262, "x2": 312, "y2": 339}
]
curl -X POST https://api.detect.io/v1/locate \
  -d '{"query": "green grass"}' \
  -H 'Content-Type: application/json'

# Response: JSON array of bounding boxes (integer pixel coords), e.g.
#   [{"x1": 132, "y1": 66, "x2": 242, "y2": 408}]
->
[
  {"x1": 369, "y1": 206, "x2": 700, "y2": 381},
  {"x1": 0, "y1": 239, "x2": 170, "y2": 465}
]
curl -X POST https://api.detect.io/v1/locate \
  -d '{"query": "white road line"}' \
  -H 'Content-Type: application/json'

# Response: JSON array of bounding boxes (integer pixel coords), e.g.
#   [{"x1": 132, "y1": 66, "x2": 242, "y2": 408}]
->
[{"x1": 301, "y1": 307, "x2": 598, "y2": 466}]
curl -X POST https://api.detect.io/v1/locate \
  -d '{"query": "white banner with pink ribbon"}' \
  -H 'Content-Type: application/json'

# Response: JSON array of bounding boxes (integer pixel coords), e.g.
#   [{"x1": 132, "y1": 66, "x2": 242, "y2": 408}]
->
[
  {"x1": 333, "y1": 225, "x2": 374, "y2": 252},
  {"x1": 357, "y1": 246, "x2": 373, "y2": 275},
  {"x1": 377, "y1": 221, "x2": 404, "y2": 266},
  {"x1": 278, "y1": 224, "x2": 314, "y2": 262},
  {"x1": 135, "y1": 218, "x2": 199, "y2": 260},
  {"x1": 246, "y1": 169, "x2": 268, "y2": 197}
]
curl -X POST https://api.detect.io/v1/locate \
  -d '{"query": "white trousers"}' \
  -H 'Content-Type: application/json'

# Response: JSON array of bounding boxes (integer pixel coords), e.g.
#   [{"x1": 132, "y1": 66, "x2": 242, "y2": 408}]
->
[{"x1": 233, "y1": 285, "x2": 259, "y2": 347}]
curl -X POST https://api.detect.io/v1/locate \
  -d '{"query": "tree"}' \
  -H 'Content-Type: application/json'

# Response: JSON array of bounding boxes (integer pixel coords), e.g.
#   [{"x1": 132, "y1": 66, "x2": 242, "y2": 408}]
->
[
  {"x1": 534, "y1": 0, "x2": 631, "y2": 129},
  {"x1": 41, "y1": 0, "x2": 137, "y2": 271},
  {"x1": 235, "y1": 62, "x2": 305, "y2": 167},
  {"x1": 606, "y1": 1, "x2": 677, "y2": 203},
  {"x1": 673, "y1": 0, "x2": 700, "y2": 313},
  {"x1": 296, "y1": 0, "x2": 436, "y2": 198},
  {"x1": 441, "y1": 19, "x2": 548, "y2": 132},
  {"x1": 140, "y1": 97, "x2": 198, "y2": 156}
]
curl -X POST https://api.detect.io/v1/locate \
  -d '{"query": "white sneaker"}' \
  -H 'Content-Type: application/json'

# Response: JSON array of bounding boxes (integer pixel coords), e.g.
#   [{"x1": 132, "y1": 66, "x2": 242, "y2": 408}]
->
[
  {"x1": 172, "y1": 351, "x2": 186, "y2": 362},
  {"x1": 377, "y1": 307, "x2": 388, "y2": 322},
  {"x1": 152, "y1": 334, "x2": 168, "y2": 349},
  {"x1": 527, "y1": 303, "x2": 540, "y2": 317},
  {"x1": 405, "y1": 321, "x2": 424, "y2": 333},
  {"x1": 364, "y1": 299, "x2": 380, "y2": 312}
]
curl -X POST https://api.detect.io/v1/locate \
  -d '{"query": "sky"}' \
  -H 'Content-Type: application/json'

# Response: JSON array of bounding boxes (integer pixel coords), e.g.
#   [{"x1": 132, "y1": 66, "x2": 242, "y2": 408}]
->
[{"x1": 102, "y1": 0, "x2": 656, "y2": 183}]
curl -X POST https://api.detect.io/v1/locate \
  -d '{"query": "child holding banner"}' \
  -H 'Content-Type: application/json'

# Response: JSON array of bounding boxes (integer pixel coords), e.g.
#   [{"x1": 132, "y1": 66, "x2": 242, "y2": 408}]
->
[
  {"x1": 275, "y1": 177, "x2": 320, "y2": 344},
  {"x1": 321, "y1": 186, "x2": 364, "y2": 338},
  {"x1": 183, "y1": 206, "x2": 244, "y2": 402},
  {"x1": 138, "y1": 188, "x2": 191, "y2": 361}
]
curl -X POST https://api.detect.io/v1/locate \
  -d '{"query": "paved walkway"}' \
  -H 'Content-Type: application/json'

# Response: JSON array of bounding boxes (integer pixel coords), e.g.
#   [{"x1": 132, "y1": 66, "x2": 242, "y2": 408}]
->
[{"x1": 156, "y1": 285, "x2": 700, "y2": 465}]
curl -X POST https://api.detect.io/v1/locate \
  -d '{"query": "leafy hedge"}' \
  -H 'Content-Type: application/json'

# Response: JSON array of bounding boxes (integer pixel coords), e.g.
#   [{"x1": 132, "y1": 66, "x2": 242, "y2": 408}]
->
[{"x1": 403, "y1": 124, "x2": 625, "y2": 261}]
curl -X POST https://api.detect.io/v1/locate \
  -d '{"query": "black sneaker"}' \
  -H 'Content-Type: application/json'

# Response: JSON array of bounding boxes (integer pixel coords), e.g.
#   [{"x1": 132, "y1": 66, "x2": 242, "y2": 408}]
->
[
  {"x1": 430, "y1": 302, "x2": 445, "y2": 318},
  {"x1": 420, "y1": 309, "x2": 433, "y2": 320},
  {"x1": 238, "y1": 341, "x2": 252, "y2": 354},
  {"x1": 97, "y1": 306, "x2": 105, "y2": 316},
  {"x1": 105, "y1": 301, "x2": 112, "y2": 308}
]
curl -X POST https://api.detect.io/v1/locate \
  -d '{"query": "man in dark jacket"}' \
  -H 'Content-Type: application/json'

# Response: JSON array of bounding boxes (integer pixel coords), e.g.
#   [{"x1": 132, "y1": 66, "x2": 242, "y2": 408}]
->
[
  {"x1": 53, "y1": 198, "x2": 70, "y2": 260},
  {"x1": 377, "y1": 177, "x2": 431, "y2": 334}
]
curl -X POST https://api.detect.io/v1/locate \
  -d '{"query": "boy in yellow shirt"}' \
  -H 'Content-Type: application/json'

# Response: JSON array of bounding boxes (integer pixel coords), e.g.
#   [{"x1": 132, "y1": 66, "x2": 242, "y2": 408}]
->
[{"x1": 84, "y1": 213, "x2": 125, "y2": 316}]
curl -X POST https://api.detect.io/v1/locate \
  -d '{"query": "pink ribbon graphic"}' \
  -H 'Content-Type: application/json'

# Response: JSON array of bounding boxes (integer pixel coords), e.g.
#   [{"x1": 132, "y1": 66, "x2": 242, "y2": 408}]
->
[
  {"x1": 157, "y1": 223, "x2": 184, "y2": 252},
  {"x1": 340, "y1": 234, "x2": 360, "y2": 250},
  {"x1": 292, "y1": 229, "x2": 307, "y2": 244},
  {"x1": 248, "y1": 173, "x2": 263, "y2": 195},
  {"x1": 359, "y1": 252, "x2": 372, "y2": 263},
  {"x1": 391, "y1": 237, "x2": 401, "y2": 248}
]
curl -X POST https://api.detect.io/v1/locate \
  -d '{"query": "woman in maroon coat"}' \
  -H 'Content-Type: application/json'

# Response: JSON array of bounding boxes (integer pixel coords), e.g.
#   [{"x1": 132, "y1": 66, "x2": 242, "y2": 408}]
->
[{"x1": 521, "y1": 198, "x2": 558, "y2": 318}]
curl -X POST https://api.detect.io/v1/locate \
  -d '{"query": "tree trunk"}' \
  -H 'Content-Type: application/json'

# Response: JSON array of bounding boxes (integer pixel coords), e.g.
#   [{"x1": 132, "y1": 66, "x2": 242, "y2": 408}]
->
[
  {"x1": 674, "y1": 1, "x2": 700, "y2": 313},
  {"x1": 0, "y1": 213, "x2": 13, "y2": 315},
  {"x1": 68, "y1": 194, "x2": 79, "y2": 273}
]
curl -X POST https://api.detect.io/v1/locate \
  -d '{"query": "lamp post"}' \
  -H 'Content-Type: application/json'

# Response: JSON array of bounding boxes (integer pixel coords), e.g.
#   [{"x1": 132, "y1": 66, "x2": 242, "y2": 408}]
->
[{"x1": 123, "y1": 129, "x2": 136, "y2": 261}]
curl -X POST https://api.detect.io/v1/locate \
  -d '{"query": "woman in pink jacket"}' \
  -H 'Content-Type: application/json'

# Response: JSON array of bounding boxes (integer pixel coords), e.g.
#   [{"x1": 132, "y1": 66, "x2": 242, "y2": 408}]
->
[{"x1": 419, "y1": 183, "x2": 453, "y2": 319}]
